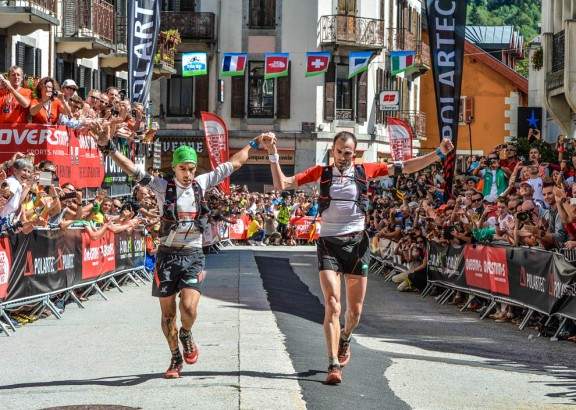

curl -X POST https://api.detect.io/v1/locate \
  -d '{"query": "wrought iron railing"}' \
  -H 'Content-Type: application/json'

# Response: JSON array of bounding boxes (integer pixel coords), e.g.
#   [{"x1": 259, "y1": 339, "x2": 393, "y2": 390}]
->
[
  {"x1": 387, "y1": 28, "x2": 430, "y2": 68},
  {"x1": 7, "y1": 0, "x2": 57, "y2": 14},
  {"x1": 388, "y1": 110, "x2": 426, "y2": 139},
  {"x1": 320, "y1": 15, "x2": 385, "y2": 48},
  {"x1": 59, "y1": 0, "x2": 115, "y2": 44},
  {"x1": 415, "y1": 40, "x2": 431, "y2": 67},
  {"x1": 552, "y1": 30, "x2": 565, "y2": 73},
  {"x1": 336, "y1": 109, "x2": 353, "y2": 121},
  {"x1": 160, "y1": 12, "x2": 216, "y2": 42}
]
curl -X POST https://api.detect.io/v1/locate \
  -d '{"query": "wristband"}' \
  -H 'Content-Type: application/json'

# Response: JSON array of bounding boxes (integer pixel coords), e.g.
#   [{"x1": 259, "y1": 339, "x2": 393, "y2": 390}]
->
[
  {"x1": 248, "y1": 140, "x2": 258, "y2": 150},
  {"x1": 436, "y1": 147, "x2": 446, "y2": 159},
  {"x1": 97, "y1": 139, "x2": 117, "y2": 155},
  {"x1": 561, "y1": 197, "x2": 567, "y2": 204},
  {"x1": 269, "y1": 153, "x2": 280, "y2": 163}
]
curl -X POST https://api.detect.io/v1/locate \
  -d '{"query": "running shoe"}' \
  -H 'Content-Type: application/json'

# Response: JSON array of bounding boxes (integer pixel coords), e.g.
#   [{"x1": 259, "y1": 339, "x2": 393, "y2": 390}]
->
[
  {"x1": 179, "y1": 328, "x2": 199, "y2": 364},
  {"x1": 165, "y1": 356, "x2": 183, "y2": 379},
  {"x1": 326, "y1": 364, "x2": 342, "y2": 385},
  {"x1": 338, "y1": 337, "x2": 351, "y2": 367}
]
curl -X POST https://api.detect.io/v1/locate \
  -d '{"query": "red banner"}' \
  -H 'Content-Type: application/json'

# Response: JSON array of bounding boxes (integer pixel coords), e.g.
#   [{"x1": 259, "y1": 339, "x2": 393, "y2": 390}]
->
[
  {"x1": 0, "y1": 124, "x2": 104, "y2": 188},
  {"x1": 0, "y1": 237, "x2": 11, "y2": 299},
  {"x1": 200, "y1": 112, "x2": 230, "y2": 195},
  {"x1": 81, "y1": 229, "x2": 116, "y2": 280},
  {"x1": 464, "y1": 245, "x2": 510, "y2": 295},
  {"x1": 229, "y1": 215, "x2": 251, "y2": 240},
  {"x1": 386, "y1": 117, "x2": 413, "y2": 161},
  {"x1": 290, "y1": 216, "x2": 321, "y2": 240}
]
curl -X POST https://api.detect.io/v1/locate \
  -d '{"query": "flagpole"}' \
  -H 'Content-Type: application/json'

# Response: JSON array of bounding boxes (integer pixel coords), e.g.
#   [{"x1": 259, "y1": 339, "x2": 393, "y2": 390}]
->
[{"x1": 467, "y1": 116, "x2": 474, "y2": 157}]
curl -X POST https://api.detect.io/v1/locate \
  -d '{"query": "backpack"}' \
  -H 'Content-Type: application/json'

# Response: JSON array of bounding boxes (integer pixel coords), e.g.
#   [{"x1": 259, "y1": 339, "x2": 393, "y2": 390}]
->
[
  {"x1": 318, "y1": 164, "x2": 369, "y2": 215},
  {"x1": 160, "y1": 179, "x2": 210, "y2": 237}
]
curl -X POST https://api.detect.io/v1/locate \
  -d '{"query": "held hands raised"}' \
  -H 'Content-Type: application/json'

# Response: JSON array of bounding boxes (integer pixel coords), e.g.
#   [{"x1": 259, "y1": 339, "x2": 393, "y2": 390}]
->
[{"x1": 261, "y1": 132, "x2": 277, "y2": 152}]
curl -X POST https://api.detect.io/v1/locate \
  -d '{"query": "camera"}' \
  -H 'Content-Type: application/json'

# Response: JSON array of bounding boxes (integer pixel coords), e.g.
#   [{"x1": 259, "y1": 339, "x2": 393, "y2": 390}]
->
[
  {"x1": 1, "y1": 181, "x2": 7, "y2": 189},
  {"x1": 516, "y1": 211, "x2": 530, "y2": 222},
  {"x1": 61, "y1": 191, "x2": 77, "y2": 200},
  {"x1": 522, "y1": 160, "x2": 533, "y2": 166},
  {"x1": 110, "y1": 108, "x2": 120, "y2": 117},
  {"x1": 131, "y1": 109, "x2": 137, "y2": 118},
  {"x1": 119, "y1": 89, "x2": 127, "y2": 101}
]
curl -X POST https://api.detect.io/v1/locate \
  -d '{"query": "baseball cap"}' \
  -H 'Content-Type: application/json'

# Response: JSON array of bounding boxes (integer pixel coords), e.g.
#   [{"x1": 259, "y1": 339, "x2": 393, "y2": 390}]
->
[
  {"x1": 172, "y1": 145, "x2": 197, "y2": 167},
  {"x1": 519, "y1": 180, "x2": 533, "y2": 188},
  {"x1": 62, "y1": 79, "x2": 78, "y2": 89}
]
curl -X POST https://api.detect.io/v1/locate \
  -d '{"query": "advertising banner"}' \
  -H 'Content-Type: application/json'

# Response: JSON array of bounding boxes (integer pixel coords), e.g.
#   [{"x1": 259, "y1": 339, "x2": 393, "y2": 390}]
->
[
  {"x1": 128, "y1": 0, "x2": 161, "y2": 104},
  {"x1": 80, "y1": 229, "x2": 116, "y2": 281},
  {"x1": 425, "y1": 0, "x2": 467, "y2": 197},
  {"x1": 201, "y1": 111, "x2": 230, "y2": 195},
  {"x1": 427, "y1": 242, "x2": 467, "y2": 288},
  {"x1": 290, "y1": 216, "x2": 321, "y2": 240},
  {"x1": 0, "y1": 124, "x2": 104, "y2": 188},
  {"x1": 387, "y1": 117, "x2": 413, "y2": 161},
  {"x1": 0, "y1": 237, "x2": 11, "y2": 301}
]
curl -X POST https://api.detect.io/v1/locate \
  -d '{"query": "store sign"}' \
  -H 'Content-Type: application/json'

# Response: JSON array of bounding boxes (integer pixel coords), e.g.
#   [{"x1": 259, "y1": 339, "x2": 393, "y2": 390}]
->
[
  {"x1": 379, "y1": 91, "x2": 400, "y2": 111},
  {"x1": 229, "y1": 149, "x2": 295, "y2": 165}
]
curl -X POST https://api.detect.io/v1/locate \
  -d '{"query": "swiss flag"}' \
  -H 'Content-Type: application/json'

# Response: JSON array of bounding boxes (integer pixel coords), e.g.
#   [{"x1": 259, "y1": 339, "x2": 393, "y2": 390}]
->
[
  {"x1": 305, "y1": 52, "x2": 330, "y2": 77},
  {"x1": 264, "y1": 53, "x2": 289, "y2": 78}
]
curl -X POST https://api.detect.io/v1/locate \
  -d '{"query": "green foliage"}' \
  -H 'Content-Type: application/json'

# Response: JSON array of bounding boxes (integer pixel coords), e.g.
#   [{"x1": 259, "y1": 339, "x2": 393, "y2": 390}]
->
[{"x1": 509, "y1": 136, "x2": 558, "y2": 164}]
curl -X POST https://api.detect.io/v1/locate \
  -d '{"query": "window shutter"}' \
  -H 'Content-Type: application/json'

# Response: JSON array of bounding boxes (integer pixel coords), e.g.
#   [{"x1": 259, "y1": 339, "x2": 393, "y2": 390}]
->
[
  {"x1": 56, "y1": 58, "x2": 65, "y2": 85},
  {"x1": 231, "y1": 74, "x2": 245, "y2": 118},
  {"x1": 194, "y1": 73, "x2": 209, "y2": 116},
  {"x1": 276, "y1": 62, "x2": 290, "y2": 119},
  {"x1": 357, "y1": 70, "x2": 367, "y2": 123},
  {"x1": 15, "y1": 42, "x2": 25, "y2": 68},
  {"x1": 324, "y1": 62, "x2": 335, "y2": 122},
  {"x1": 34, "y1": 48, "x2": 42, "y2": 77},
  {"x1": 376, "y1": 68, "x2": 383, "y2": 124},
  {"x1": 78, "y1": 65, "x2": 85, "y2": 87}
]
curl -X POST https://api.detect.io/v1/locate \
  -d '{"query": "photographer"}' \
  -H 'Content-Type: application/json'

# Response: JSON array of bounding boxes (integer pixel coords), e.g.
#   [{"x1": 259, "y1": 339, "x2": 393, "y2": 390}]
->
[
  {"x1": 0, "y1": 156, "x2": 33, "y2": 220},
  {"x1": 521, "y1": 183, "x2": 568, "y2": 248},
  {"x1": 0, "y1": 65, "x2": 31, "y2": 124},
  {"x1": 473, "y1": 153, "x2": 508, "y2": 203},
  {"x1": 29, "y1": 77, "x2": 71, "y2": 125}
]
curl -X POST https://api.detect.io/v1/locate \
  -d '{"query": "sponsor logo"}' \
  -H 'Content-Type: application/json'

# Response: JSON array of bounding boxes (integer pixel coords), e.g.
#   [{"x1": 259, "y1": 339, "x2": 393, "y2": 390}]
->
[
  {"x1": 0, "y1": 128, "x2": 69, "y2": 145},
  {"x1": 269, "y1": 60, "x2": 286, "y2": 69},
  {"x1": 0, "y1": 251, "x2": 9, "y2": 285}
]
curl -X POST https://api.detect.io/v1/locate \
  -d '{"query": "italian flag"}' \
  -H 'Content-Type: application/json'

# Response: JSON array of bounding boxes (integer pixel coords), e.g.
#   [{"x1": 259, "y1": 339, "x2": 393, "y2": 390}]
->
[{"x1": 391, "y1": 51, "x2": 415, "y2": 75}]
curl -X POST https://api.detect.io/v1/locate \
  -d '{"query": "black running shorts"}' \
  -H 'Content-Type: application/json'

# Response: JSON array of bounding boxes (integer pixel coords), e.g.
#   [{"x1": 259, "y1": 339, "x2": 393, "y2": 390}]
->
[
  {"x1": 316, "y1": 231, "x2": 370, "y2": 276},
  {"x1": 152, "y1": 246, "x2": 205, "y2": 297}
]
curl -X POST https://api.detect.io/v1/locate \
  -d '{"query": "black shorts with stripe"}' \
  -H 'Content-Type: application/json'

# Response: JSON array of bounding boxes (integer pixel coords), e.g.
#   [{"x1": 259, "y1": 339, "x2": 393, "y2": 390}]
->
[
  {"x1": 152, "y1": 246, "x2": 205, "y2": 297},
  {"x1": 316, "y1": 231, "x2": 370, "y2": 276}
]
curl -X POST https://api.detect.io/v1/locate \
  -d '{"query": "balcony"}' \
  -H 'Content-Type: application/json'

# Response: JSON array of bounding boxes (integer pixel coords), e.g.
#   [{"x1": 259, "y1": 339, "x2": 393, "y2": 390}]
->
[
  {"x1": 56, "y1": 0, "x2": 115, "y2": 58},
  {"x1": 387, "y1": 28, "x2": 430, "y2": 79},
  {"x1": 160, "y1": 11, "x2": 215, "y2": 50},
  {"x1": 0, "y1": 0, "x2": 59, "y2": 34},
  {"x1": 153, "y1": 32, "x2": 178, "y2": 79},
  {"x1": 99, "y1": 15, "x2": 128, "y2": 70},
  {"x1": 320, "y1": 15, "x2": 385, "y2": 49},
  {"x1": 388, "y1": 111, "x2": 426, "y2": 140}
]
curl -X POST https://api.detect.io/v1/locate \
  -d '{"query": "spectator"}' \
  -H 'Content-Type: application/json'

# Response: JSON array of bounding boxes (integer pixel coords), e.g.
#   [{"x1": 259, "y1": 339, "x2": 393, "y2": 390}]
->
[
  {"x1": 29, "y1": 77, "x2": 71, "y2": 125},
  {"x1": 247, "y1": 213, "x2": 266, "y2": 246},
  {"x1": 145, "y1": 223, "x2": 160, "y2": 274},
  {"x1": 473, "y1": 153, "x2": 508, "y2": 203},
  {"x1": 0, "y1": 65, "x2": 31, "y2": 124},
  {"x1": 521, "y1": 183, "x2": 568, "y2": 248}
]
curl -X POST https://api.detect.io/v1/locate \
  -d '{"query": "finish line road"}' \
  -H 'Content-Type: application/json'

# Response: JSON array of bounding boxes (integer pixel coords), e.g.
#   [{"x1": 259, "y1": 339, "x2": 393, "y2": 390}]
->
[{"x1": 1, "y1": 246, "x2": 575, "y2": 410}]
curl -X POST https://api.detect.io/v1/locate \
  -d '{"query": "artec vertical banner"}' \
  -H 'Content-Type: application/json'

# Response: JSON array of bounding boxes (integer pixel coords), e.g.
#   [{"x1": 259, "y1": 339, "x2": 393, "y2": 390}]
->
[
  {"x1": 128, "y1": 0, "x2": 161, "y2": 104},
  {"x1": 425, "y1": 0, "x2": 467, "y2": 197}
]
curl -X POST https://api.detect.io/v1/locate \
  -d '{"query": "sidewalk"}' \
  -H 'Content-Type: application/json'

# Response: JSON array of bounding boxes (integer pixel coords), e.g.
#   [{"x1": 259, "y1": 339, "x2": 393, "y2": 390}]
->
[{"x1": 0, "y1": 247, "x2": 306, "y2": 410}]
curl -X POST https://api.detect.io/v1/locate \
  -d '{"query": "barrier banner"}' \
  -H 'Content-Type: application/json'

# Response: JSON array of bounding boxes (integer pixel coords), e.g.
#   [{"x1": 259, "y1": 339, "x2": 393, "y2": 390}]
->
[
  {"x1": 464, "y1": 245, "x2": 510, "y2": 295},
  {"x1": 229, "y1": 215, "x2": 251, "y2": 240},
  {"x1": 0, "y1": 236, "x2": 12, "y2": 302},
  {"x1": 114, "y1": 230, "x2": 145, "y2": 272},
  {"x1": 427, "y1": 242, "x2": 467, "y2": 288},
  {"x1": 290, "y1": 216, "x2": 321, "y2": 240},
  {"x1": 202, "y1": 222, "x2": 220, "y2": 247},
  {"x1": 219, "y1": 221, "x2": 230, "y2": 241},
  {"x1": 81, "y1": 229, "x2": 116, "y2": 281},
  {"x1": 0, "y1": 124, "x2": 104, "y2": 188}
]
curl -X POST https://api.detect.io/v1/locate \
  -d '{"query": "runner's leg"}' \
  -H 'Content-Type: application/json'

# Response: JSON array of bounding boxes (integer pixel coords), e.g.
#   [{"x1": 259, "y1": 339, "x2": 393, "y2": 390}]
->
[
  {"x1": 342, "y1": 274, "x2": 368, "y2": 339},
  {"x1": 319, "y1": 269, "x2": 342, "y2": 358},
  {"x1": 179, "y1": 287, "x2": 201, "y2": 330},
  {"x1": 159, "y1": 295, "x2": 179, "y2": 351}
]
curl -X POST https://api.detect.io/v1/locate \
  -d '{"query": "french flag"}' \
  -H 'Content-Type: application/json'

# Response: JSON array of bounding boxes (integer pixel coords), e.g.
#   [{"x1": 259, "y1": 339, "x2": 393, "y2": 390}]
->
[{"x1": 221, "y1": 53, "x2": 247, "y2": 77}]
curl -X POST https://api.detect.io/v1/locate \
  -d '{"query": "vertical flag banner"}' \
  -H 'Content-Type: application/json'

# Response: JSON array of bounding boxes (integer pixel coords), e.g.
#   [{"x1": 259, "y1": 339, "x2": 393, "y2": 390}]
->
[
  {"x1": 183, "y1": 52, "x2": 208, "y2": 77},
  {"x1": 426, "y1": 0, "x2": 467, "y2": 197},
  {"x1": 348, "y1": 51, "x2": 372, "y2": 79},
  {"x1": 128, "y1": 0, "x2": 160, "y2": 104},
  {"x1": 387, "y1": 117, "x2": 413, "y2": 161},
  {"x1": 221, "y1": 53, "x2": 247, "y2": 77},
  {"x1": 201, "y1": 111, "x2": 230, "y2": 195},
  {"x1": 264, "y1": 53, "x2": 290, "y2": 79},
  {"x1": 305, "y1": 52, "x2": 330, "y2": 77},
  {"x1": 390, "y1": 51, "x2": 415, "y2": 75}
]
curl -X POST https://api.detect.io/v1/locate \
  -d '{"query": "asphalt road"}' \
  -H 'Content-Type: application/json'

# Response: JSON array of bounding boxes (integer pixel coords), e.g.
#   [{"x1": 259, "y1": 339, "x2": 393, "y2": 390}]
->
[{"x1": 1, "y1": 245, "x2": 575, "y2": 410}]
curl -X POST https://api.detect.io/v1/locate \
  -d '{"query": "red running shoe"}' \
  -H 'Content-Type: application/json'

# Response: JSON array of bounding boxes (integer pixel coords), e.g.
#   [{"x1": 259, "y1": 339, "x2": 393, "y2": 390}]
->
[
  {"x1": 338, "y1": 338, "x2": 351, "y2": 367},
  {"x1": 326, "y1": 364, "x2": 342, "y2": 385},
  {"x1": 179, "y1": 328, "x2": 199, "y2": 364},
  {"x1": 165, "y1": 357, "x2": 183, "y2": 379}
]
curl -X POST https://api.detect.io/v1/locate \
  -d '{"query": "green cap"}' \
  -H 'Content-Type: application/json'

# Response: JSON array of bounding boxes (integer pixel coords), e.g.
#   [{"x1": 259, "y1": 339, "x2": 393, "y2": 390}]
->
[{"x1": 172, "y1": 145, "x2": 197, "y2": 167}]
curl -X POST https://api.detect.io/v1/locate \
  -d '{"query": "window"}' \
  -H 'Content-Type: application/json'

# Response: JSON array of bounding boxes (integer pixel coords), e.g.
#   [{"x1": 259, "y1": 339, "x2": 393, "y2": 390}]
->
[
  {"x1": 248, "y1": 61, "x2": 274, "y2": 118},
  {"x1": 163, "y1": 0, "x2": 195, "y2": 11},
  {"x1": 168, "y1": 77, "x2": 194, "y2": 116},
  {"x1": 249, "y1": 0, "x2": 276, "y2": 29},
  {"x1": 336, "y1": 64, "x2": 353, "y2": 120}
]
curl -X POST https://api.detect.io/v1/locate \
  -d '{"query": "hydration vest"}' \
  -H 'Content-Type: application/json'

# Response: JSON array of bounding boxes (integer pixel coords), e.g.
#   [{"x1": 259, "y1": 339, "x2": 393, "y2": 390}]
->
[
  {"x1": 160, "y1": 179, "x2": 210, "y2": 238},
  {"x1": 318, "y1": 164, "x2": 369, "y2": 215}
]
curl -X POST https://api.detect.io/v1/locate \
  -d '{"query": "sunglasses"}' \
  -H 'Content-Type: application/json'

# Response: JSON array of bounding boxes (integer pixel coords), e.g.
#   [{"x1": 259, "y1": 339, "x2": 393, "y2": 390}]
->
[{"x1": 472, "y1": 198, "x2": 482, "y2": 202}]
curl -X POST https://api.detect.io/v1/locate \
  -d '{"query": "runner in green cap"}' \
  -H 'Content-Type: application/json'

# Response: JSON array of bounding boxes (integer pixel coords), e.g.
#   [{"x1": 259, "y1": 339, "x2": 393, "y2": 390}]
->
[{"x1": 89, "y1": 120, "x2": 274, "y2": 379}]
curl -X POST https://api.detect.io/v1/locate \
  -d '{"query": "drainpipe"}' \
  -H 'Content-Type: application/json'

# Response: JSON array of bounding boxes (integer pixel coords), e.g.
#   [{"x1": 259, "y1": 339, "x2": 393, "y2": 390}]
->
[{"x1": 215, "y1": 0, "x2": 222, "y2": 116}]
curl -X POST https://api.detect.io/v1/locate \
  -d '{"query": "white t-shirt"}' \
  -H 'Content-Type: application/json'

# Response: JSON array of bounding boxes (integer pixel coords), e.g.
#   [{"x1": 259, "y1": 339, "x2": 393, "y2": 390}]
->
[
  {"x1": 134, "y1": 162, "x2": 234, "y2": 248},
  {"x1": 525, "y1": 177, "x2": 544, "y2": 202},
  {"x1": 1, "y1": 176, "x2": 23, "y2": 218}
]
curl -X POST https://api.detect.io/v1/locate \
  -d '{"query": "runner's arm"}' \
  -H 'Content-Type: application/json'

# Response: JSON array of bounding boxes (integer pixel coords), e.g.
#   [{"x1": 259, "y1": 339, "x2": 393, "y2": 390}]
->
[
  {"x1": 262, "y1": 134, "x2": 298, "y2": 190},
  {"x1": 389, "y1": 139, "x2": 454, "y2": 176}
]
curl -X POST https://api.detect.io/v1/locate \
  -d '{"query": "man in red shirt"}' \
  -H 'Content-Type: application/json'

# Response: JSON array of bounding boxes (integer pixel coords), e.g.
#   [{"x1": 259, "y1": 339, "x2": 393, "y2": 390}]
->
[
  {"x1": 496, "y1": 144, "x2": 519, "y2": 177},
  {"x1": 0, "y1": 65, "x2": 31, "y2": 124}
]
